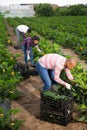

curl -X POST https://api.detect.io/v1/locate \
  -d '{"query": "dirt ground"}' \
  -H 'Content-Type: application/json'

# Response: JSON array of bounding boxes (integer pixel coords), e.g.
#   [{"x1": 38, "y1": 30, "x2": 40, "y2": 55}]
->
[{"x1": 5, "y1": 19, "x2": 87, "y2": 130}]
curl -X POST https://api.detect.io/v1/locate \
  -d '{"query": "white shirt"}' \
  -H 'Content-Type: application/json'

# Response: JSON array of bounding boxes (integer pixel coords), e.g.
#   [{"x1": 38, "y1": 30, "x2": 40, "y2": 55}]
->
[{"x1": 17, "y1": 25, "x2": 29, "y2": 33}]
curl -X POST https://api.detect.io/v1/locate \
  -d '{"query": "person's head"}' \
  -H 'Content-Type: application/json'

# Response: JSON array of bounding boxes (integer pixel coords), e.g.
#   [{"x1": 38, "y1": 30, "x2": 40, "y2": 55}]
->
[
  {"x1": 65, "y1": 58, "x2": 77, "y2": 69},
  {"x1": 32, "y1": 35, "x2": 40, "y2": 44},
  {"x1": 27, "y1": 27, "x2": 31, "y2": 33}
]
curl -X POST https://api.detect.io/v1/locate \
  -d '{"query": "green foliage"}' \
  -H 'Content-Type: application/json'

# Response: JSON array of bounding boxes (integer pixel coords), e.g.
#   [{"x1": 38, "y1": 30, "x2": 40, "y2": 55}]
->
[
  {"x1": 0, "y1": 17, "x2": 23, "y2": 129},
  {"x1": 53, "y1": 8, "x2": 60, "y2": 16},
  {"x1": 68, "y1": 4, "x2": 86, "y2": 15},
  {"x1": 7, "y1": 16, "x2": 87, "y2": 123},
  {"x1": 18, "y1": 16, "x2": 87, "y2": 60},
  {"x1": 56, "y1": 7, "x2": 69, "y2": 16},
  {"x1": 34, "y1": 4, "x2": 54, "y2": 16},
  {"x1": 59, "y1": 64, "x2": 87, "y2": 122},
  {"x1": 53, "y1": 4, "x2": 87, "y2": 16},
  {"x1": 0, "y1": 108, "x2": 24, "y2": 129},
  {"x1": 74, "y1": 104, "x2": 87, "y2": 122},
  {"x1": 33, "y1": 39, "x2": 62, "y2": 62},
  {"x1": 0, "y1": 44, "x2": 22, "y2": 101},
  {"x1": 42, "y1": 85, "x2": 71, "y2": 100},
  {"x1": 71, "y1": 64, "x2": 87, "y2": 104}
]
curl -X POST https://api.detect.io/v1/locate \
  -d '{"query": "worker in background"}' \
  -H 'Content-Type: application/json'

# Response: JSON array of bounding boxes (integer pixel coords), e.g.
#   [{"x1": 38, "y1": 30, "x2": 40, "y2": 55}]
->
[
  {"x1": 22, "y1": 35, "x2": 42, "y2": 68},
  {"x1": 16, "y1": 24, "x2": 31, "y2": 44}
]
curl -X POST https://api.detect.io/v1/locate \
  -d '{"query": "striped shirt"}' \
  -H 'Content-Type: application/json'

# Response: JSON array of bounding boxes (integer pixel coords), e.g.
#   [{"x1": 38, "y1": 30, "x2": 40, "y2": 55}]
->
[
  {"x1": 22, "y1": 37, "x2": 37, "y2": 50},
  {"x1": 38, "y1": 54, "x2": 74, "y2": 86}
]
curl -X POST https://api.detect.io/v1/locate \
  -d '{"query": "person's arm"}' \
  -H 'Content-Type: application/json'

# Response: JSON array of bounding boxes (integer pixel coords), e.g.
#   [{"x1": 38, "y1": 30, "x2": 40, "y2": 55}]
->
[
  {"x1": 64, "y1": 68, "x2": 74, "y2": 80},
  {"x1": 54, "y1": 67, "x2": 71, "y2": 89},
  {"x1": 35, "y1": 45, "x2": 42, "y2": 52}
]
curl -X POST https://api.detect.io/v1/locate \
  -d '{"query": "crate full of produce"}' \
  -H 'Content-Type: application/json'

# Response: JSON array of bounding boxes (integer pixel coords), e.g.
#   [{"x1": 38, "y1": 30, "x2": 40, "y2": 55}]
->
[{"x1": 40, "y1": 85, "x2": 74, "y2": 126}]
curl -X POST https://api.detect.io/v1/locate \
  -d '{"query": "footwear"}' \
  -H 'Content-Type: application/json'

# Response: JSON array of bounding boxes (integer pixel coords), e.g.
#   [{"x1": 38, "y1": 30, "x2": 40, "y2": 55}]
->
[{"x1": 31, "y1": 65, "x2": 36, "y2": 68}]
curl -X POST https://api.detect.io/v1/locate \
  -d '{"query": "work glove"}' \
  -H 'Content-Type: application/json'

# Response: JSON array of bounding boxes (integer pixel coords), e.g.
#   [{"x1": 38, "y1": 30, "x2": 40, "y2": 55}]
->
[
  {"x1": 27, "y1": 54, "x2": 30, "y2": 60},
  {"x1": 65, "y1": 83, "x2": 72, "y2": 90},
  {"x1": 26, "y1": 51, "x2": 30, "y2": 60},
  {"x1": 38, "y1": 49, "x2": 42, "y2": 52}
]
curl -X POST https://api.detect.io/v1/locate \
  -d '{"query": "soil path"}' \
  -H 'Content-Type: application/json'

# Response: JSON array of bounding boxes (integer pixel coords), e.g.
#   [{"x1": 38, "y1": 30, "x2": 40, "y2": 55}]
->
[{"x1": 4, "y1": 19, "x2": 87, "y2": 130}]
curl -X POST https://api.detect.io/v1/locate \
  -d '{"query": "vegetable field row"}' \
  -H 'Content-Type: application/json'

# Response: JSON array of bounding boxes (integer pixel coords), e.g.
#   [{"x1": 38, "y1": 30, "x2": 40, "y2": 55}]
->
[
  {"x1": 6, "y1": 16, "x2": 87, "y2": 122},
  {"x1": 7, "y1": 16, "x2": 87, "y2": 60}
]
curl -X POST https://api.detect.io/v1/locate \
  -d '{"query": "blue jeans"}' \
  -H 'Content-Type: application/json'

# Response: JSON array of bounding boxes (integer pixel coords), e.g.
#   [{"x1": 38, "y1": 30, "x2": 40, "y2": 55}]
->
[
  {"x1": 29, "y1": 47, "x2": 35, "y2": 66},
  {"x1": 36, "y1": 61, "x2": 57, "y2": 91},
  {"x1": 48, "y1": 69, "x2": 57, "y2": 85},
  {"x1": 22, "y1": 44, "x2": 34, "y2": 65}
]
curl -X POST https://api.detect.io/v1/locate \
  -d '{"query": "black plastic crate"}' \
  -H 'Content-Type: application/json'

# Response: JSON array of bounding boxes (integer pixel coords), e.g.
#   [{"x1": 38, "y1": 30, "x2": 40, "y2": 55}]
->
[
  {"x1": 41, "y1": 90, "x2": 73, "y2": 108},
  {"x1": 40, "y1": 102, "x2": 73, "y2": 117},
  {"x1": 13, "y1": 62, "x2": 30, "y2": 78},
  {"x1": 13, "y1": 62, "x2": 38, "y2": 78},
  {"x1": 40, "y1": 112, "x2": 73, "y2": 126}
]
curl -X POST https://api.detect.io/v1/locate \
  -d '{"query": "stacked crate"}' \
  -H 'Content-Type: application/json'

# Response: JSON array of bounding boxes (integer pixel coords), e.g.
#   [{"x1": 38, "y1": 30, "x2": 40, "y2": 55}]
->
[
  {"x1": 40, "y1": 88, "x2": 73, "y2": 126},
  {"x1": 13, "y1": 62, "x2": 38, "y2": 78}
]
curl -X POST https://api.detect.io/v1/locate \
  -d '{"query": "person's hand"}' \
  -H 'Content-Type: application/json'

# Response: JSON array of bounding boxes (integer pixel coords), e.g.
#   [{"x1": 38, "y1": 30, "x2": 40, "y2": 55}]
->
[
  {"x1": 27, "y1": 54, "x2": 30, "y2": 60},
  {"x1": 26, "y1": 50, "x2": 30, "y2": 60},
  {"x1": 65, "y1": 84, "x2": 72, "y2": 90},
  {"x1": 38, "y1": 49, "x2": 42, "y2": 52}
]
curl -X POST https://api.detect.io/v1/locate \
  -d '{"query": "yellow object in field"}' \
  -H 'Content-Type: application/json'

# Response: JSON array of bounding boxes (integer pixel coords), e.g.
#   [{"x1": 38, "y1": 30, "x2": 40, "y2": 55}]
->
[
  {"x1": 9, "y1": 91, "x2": 14, "y2": 94},
  {"x1": 10, "y1": 57, "x2": 13, "y2": 60},
  {"x1": 10, "y1": 122, "x2": 15, "y2": 126},
  {"x1": 7, "y1": 39, "x2": 11, "y2": 44},
  {"x1": 6, "y1": 32, "x2": 8, "y2": 36},
  {"x1": 80, "y1": 47, "x2": 83, "y2": 51},
  {"x1": 3, "y1": 69, "x2": 5, "y2": 73},
  {"x1": 0, "y1": 114, "x2": 4, "y2": 117},
  {"x1": 11, "y1": 71, "x2": 15, "y2": 76}
]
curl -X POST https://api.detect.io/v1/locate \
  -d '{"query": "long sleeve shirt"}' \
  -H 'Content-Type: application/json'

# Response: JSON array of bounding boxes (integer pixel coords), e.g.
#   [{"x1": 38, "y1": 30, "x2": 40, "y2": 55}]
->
[
  {"x1": 22, "y1": 37, "x2": 38, "y2": 50},
  {"x1": 38, "y1": 54, "x2": 74, "y2": 86}
]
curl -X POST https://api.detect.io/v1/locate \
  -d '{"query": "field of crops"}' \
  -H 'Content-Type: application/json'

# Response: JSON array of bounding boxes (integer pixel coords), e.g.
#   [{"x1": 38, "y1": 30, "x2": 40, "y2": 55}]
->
[
  {"x1": 0, "y1": 15, "x2": 87, "y2": 129},
  {"x1": 7, "y1": 16, "x2": 87, "y2": 60}
]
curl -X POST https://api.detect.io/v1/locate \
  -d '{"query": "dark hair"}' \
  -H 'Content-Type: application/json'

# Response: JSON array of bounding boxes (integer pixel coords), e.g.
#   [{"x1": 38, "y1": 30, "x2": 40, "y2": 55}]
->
[
  {"x1": 32, "y1": 35, "x2": 40, "y2": 41},
  {"x1": 27, "y1": 28, "x2": 31, "y2": 33}
]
